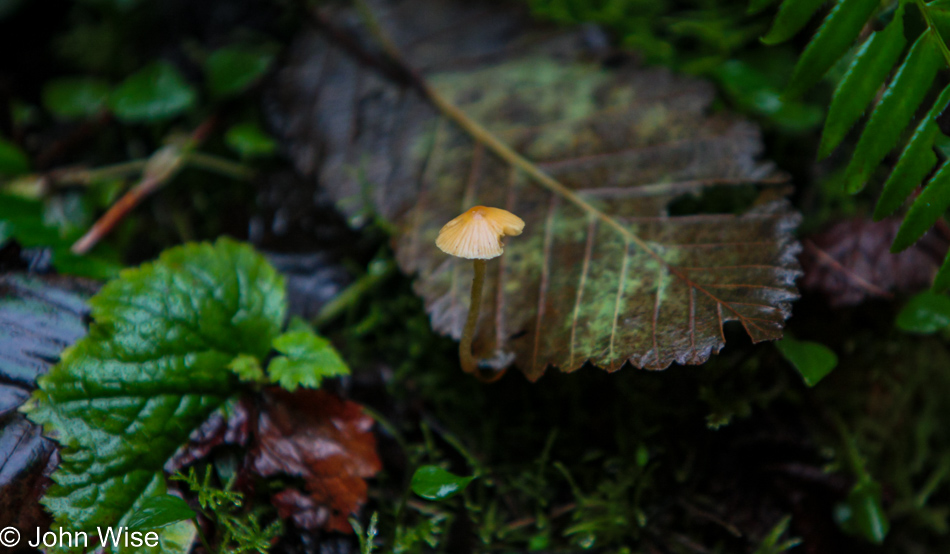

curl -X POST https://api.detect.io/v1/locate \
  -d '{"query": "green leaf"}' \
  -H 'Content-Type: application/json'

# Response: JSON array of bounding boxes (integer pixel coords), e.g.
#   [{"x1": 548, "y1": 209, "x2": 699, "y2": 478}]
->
[
  {"x1": 114, "y1": 475, "x2": 197, "y2": 554},
  {"x1": 225, "y1": 121, "x2": 278, "y2": 158},
  {"x1": 837, "y1": 480, "x2": 890, "y2": 544},
  {"x1": 228, "y1": 353, "x2": 265, "y2": 383},
  {"x1": 0, "y1": 137, "x2": 29, "y2": 175},
  {"x1": 24, "y1": 238, "x2": 285, "y2": 543},
  {"x1": 109, "y1": 61, "x2": 197, "y2": 122},
  {"x1": 844, "y1": 31, "x2": 943, "y2": 194},
  {"x1": 785, "y1": 0, "x2": 887, "y2": 98},
  {"x1": 126, "y1": 494, "x2": 196, "y2": 531},
  {"x1": 818, "y1": 10, "x2": 906, "y2": 158},
  {"x1": 874, "y1": 84, "x2": 950, "y2": 220},
  {"x1": 0, "y1": 193, "x2": 123, "y2": 280},
  {"x1": 714, "y1": 59, "x2": 823, "y2": 132},
  {"x1": 775, "y1": 336, "x2": 837, "y2": 386},
  {"x1": 895, "y1": 291, "x2": 950, "y2": 333},
  {"x1": 42, "y1": 77, "x2": 111, "y2": 120},
  {"x1": 892, "y1": 160, "x2": 950, "y2": 252},
  {"x1": 761, "y1": 0, "x2": 827, "y2": 45},
  {"x1": 205, "y1": 46, "x2": 274, "y2": 98},
  {"x1": 935, "y1": 248, "x2": 950, "y2": 292},
  {"x1": 410, "y1": 466, "x2": 475, "y2": 500},
  {"x1": 268, "y1": 329, "x2": 350, "y2": 391}
]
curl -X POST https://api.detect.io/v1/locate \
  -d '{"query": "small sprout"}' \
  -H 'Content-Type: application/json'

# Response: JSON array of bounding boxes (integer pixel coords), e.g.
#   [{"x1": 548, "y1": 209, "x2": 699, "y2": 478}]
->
[{"x1": 435, "y1": 206, "x2": 525, "y2": 380}]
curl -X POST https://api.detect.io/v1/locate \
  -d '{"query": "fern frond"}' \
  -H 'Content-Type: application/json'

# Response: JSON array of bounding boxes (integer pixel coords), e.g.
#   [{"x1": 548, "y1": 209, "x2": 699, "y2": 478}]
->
[{"x1": 761, "y1": 0, "x2": 950, "y2": 288}]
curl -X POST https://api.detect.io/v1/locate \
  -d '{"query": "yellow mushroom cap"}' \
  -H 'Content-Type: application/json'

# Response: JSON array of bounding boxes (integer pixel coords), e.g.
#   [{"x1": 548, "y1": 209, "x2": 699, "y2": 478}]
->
[{"x1": 435, "y1": 206, "x2": 525, "y2": 260}]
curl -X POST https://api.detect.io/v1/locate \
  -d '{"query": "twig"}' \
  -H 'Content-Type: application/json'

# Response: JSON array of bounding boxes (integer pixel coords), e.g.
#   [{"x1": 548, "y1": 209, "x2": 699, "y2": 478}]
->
[
  {"x1": 70, "y1": 118, "x2": 253, "y2": 255},
  {"x1": 47, "y1": 159, "x2": 149, "y2": 186},
  {"x1": 186, "y1": 152, "x2": 256, "y2": 181},
  {"x1": 70, "y1": 158, "x2": 179, "y2": 254}
]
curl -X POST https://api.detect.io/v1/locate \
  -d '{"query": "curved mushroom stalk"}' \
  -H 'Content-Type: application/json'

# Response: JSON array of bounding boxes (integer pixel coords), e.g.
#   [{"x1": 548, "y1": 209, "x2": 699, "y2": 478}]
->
[{"x1": 436, "y1": 206, "x2": 525, "y2": 381}]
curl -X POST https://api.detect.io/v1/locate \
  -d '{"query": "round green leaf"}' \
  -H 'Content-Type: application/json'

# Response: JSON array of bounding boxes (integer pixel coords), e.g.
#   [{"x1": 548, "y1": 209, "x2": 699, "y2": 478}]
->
[
  {"x1": 205, "y1": 46, "x2": 274, "y2": 98},
  {"x1": 896, "y1": 291, "x2": 950, "y2": 334},
  {"x1": 126, "y1": 494, "x2": 196, "y2": 531},
  {"x1": 42, "y1": 77, "x2": 111, "y2": 119},
  {"x1": 0, "y1": 137, "x2": 29, "y2": 175},
  {"x1": 225, "y1": 121, "x2": 278, "y2": 158},
  {"x1": 410, "y1": 465, "x2": 475, "y2": 500},
  {"x1": 110, "y1": 61, "x2": 197, "y2": 122},
  {"x1": 775, "y1": 336, "x2": 837, "y2": 387}
]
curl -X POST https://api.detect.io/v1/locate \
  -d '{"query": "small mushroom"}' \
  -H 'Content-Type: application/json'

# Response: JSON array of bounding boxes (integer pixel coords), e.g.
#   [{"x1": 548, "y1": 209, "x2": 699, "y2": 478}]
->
[{"x1": 436, "y1": 206, "x2": 525, "y2": 380}]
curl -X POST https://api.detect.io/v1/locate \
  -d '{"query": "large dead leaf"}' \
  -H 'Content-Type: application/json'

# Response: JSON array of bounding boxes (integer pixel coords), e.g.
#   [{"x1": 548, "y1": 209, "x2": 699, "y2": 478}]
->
[{"x1": 269, "y1": 0, "x2": 801, "y2": 379}]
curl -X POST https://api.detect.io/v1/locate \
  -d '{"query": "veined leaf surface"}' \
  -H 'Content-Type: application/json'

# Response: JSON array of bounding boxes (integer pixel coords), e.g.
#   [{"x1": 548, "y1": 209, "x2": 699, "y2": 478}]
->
[
  {"x1": 271, "y1": 0, "x2": 801, "y2": 379},
  {"x1": 23, "y1": 238, "x2": 285, "y2": 543}
]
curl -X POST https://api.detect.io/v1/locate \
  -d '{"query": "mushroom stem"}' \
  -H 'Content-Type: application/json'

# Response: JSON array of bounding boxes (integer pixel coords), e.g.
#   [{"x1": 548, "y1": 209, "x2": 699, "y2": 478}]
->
[{"x1": 460, "y1": 259, "x2": 487, "y2": 375}]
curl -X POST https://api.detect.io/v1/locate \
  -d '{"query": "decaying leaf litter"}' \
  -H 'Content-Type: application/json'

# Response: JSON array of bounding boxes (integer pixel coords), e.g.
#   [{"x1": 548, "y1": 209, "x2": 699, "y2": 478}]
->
[
  {"x1": 5, "y1": 0, "x2": 950, "y2": 551},
  {"x1": 270, "y1": 0, "x2": 802, "y2": 379}
]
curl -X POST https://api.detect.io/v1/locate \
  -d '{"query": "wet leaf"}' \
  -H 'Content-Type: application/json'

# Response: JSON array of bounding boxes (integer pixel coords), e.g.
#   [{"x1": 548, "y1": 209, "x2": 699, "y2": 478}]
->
[
  {"x1": 226, "y1": 121, "x2": 278, "y2": 158},
  {"x1": 873, "y1": 84, "x2": 950, "y2": 221},
  {"x1": 775, "y1": 336, "x2": 837, "y2": 386},
  {"x1": 784, "y1": 0, "x2": 882, "y2": 98},
  {"x1": 800, "y1": 218, "x2": 948, "y2": 306},
  {"x1": 0, "y1": 274, "x2": 96, "y2": 530},
  {"x1": 205, "y1": 45, "x2": 274, "y2": 98},
  {"x1": 843, "y1": 31, "x2": 943, "y2": 194},
  {"x1": 250, "y1": 388, "x2": 381, "y2": 533},
  {"x1": 760, "y1": 0, "x2": 827, "y2": 45},
  {"x1": 0, "y1": 193, "x2": 123, "y2": 280},
  {"x1": 818, "y1": 10, "x2": 906, "y2": 159},
  {"x1": 42, "y1": 77, "x2": 111, "y2": 120},
  {"x1": 410, "y1": 465, "x2": 475, "y2": 500},
  {"x1": 895, "y1": 291, "x2": 950, "y2": 334},
  {"x1": 109, "y1": 61, "x2": 197, "y2": 122},
  {"x1": 23, "y1": 238, "x2": 285, "y2": 541},
  {"x1": 0, "y1": 417, "x2": 57, "y2": 530},
  {"x1": 269, "y1": 329, "x2": 350, "y2": 391},
  {"x1": 837, "y1": 480, "x2": 889, "y2": 544},
  {"x1": 164, "y1": 398, "x2": 252, "y2": 475},
  {"x1": 893, "y1": 160, "x2": 950, "y2": 252},
  {"x1": 126, "y1": 494, "x2": 196, "y2": 531},
  {"x1": 271, "y1": 0, "x2": 801, "y2": 379}
]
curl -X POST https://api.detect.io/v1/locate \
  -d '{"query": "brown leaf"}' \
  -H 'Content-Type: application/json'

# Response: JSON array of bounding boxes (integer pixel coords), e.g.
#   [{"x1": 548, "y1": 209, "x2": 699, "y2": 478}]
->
[
  {"x1": 165, "y1": 397, "x2": 252, "y2": 475},
  {"x1": 800, "y1": 218, "x2": 948, "y2": 306},
  {"x1": 270, "y1": 0, "x2": 801, "y2": 378},
  {"x1": 250, "y1": 388, "x2": 381, "y2": 533}
]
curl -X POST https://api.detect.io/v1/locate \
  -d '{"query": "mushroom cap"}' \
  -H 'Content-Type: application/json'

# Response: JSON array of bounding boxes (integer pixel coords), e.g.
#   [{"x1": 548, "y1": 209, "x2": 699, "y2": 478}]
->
[{"x1": 435, "y1": 206, "x2": 525, "y2": 260}]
